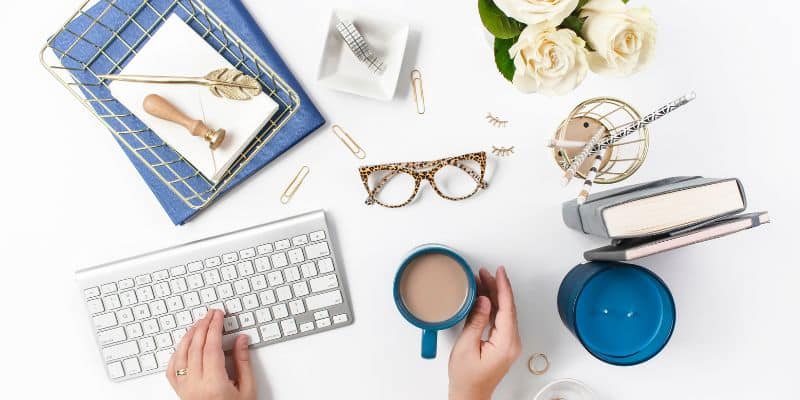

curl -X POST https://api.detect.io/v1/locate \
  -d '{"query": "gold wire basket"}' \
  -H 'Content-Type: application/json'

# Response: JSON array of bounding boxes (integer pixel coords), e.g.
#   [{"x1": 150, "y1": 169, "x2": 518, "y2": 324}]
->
[
  {"x1": 40, "y1": 0, "x2": 300, "y2": 209},
  {"x1": 553, "y1": 97, "x2": 649, "y2": 184}
]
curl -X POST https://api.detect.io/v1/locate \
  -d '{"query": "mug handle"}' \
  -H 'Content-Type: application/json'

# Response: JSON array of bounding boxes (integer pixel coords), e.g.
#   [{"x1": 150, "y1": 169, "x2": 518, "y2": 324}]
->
[{"x1": 421, "y1": 329, "x2": 437, "y2": 359}]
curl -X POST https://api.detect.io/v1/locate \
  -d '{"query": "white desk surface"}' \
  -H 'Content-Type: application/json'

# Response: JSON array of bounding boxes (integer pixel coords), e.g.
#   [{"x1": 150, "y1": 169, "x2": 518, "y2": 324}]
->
[{"x1": 2, "y1": 0, "x2": 798, "y2": 399}]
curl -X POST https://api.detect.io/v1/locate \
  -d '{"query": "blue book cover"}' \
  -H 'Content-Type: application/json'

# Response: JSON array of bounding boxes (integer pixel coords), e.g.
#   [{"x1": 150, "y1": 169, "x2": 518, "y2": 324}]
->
[{"x1": 49, "y1": 0, "x2": 325, "y2": 225}]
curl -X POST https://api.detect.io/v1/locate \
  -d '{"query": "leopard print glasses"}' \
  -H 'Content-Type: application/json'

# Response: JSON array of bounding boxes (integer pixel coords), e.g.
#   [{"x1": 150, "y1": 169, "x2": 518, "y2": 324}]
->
[{"x1": 359, "y1": 152, "x2": 489, "y2": 208}]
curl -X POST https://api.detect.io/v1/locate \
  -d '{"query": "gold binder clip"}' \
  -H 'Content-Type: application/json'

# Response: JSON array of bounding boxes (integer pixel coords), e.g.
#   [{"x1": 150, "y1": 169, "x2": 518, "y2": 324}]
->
[
  {"x1": 332, "y1": 124, "x2": 366, "y2": 159},
  {"x1": 280, "y1": 166, "x2": 310, "y2": 204},
  {"x1": 410, "y1": 69, "x2": 425, "y2": 115}
]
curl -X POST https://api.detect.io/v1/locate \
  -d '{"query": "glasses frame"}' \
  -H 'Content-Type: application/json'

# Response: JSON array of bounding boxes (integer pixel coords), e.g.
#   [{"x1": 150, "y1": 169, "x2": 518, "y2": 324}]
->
[{"x1": 359, "y1": 152, "x2": 488, "y2": 208}]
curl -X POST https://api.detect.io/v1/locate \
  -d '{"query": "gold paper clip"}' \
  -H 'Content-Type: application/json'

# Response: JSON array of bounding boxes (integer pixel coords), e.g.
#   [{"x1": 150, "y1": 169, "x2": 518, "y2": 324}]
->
[
  {"x1": 280, "y1": 166, "x2": 310, "y2": 204},
  {"x1": 332, "y1": 124, "x2": 366, "y2": 159},
  {"x1": 410, "y1": 69, "x2": 425, "y2": 115}
]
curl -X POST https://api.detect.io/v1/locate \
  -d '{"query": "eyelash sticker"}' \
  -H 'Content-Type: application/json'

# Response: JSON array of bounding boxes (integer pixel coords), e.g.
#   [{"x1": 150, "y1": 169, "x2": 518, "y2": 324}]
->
[
  {"x1": 492, "y1": 145, "x2": 515, "y2": 157},
  {"x1": 485, "y1": 112, "x2": 508, "y2": 128}
]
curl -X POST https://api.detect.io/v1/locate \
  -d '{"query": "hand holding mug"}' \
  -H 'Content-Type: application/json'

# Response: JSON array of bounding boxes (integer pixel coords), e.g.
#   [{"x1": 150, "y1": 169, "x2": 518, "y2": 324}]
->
[{"x1": 448, "y1": 267, "x2": 522, "y2": 400}]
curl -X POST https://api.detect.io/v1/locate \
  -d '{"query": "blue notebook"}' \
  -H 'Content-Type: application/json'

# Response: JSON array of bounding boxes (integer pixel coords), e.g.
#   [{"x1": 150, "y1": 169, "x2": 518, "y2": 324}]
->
[{"x1": 48, "y1": 0, "x2": 325, "y2": 225}]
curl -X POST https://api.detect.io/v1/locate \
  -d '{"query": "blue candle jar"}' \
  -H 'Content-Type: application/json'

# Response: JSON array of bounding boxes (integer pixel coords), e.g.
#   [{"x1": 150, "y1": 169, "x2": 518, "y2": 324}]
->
[{"x1": 557, "y1": 261, "x2": 675, "y2": 365}]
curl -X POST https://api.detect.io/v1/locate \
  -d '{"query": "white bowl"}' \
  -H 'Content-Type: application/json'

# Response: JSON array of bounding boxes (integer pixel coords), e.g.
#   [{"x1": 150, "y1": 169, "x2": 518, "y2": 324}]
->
[{"x1": 533, "y1": 379, "x2": 594, "y2": 400}]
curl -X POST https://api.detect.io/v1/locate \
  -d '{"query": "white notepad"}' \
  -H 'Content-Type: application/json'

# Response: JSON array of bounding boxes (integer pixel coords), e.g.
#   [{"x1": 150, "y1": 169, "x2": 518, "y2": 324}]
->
[{"x1": 109, "y1": 15, "x2": 278, "y2": 182}]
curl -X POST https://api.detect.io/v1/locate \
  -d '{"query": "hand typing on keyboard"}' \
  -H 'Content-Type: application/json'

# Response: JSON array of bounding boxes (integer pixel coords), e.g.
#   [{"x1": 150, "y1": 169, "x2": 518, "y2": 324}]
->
[
  {"x1": 447, "y1": 267, "x2": 522, "y2": 400},
  {"x1": 166, "y1": 309, "x2": 257, "y2": 400}
]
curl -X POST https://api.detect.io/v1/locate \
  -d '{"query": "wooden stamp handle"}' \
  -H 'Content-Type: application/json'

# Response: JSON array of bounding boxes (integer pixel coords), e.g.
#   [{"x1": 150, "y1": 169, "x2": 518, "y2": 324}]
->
[{"x1": 143, "y1": 94, "x2": 209, "y2": 137}]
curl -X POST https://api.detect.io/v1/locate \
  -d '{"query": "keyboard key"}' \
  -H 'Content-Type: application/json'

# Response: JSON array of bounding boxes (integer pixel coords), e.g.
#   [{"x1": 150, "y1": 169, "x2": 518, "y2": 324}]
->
[
  {"x1": 217, "y1": 283, "x2": 234, "y2": 299},
  {"x1": 276, "y1": 286, "x2": 292, "y2": 302},
  {"x1": 237, "y1": 261, "x2": 255, "y2": 276},
  {"x1": 292, "y1": 281, "x2": 309, "y2": 297},
  {"x1": 275, "y1": 239, "x2": 290, "y2": 250},
  {"x1": 98, "y1": 327, "x2": 126, "y2": 345},
  {"x1": 203, "y1": 270, "x2": 221, "y2": 285},
  {"x1": 259, "y1": 323, "x2": 281, "y2": 341},
  {"x1": 256, "y1": 243, "x2": 273, "y2": 255},
  {"x1": 271, "y1": 253, "x2": 288, "y2": 269},
  {"x1": 126, "y1": 322, "x2": 144, "y2": 338},
  {"x1": 225, "y1": 298, "x2": 243, "y2": 314},
  {"x1": 153, "y1": 282, "x2": 171, "y2": 298},
  {"x1": 222, "y1": 328, "x2": 260, "y2": 351},
  {"x1": 316, "y1": 318, "x2": 332, "y2": 328},
  {"x1": 169, "y1": 278, "x2": 188, "y2": 293},
  {"x1": 123, "y1": 357, "x2": 141, "y2": 375},
  {"x1": 87, "y1": 299, "x2": 104, "y2": 315},
  {"x1": 135, "y1": 274, "x2": 152, "y2": 285},
  {"x1": 187, "y1": 261, "x2": 204, "y2": 272},
  {"x1": 288, "y1": 300, "x2": 305, "y2": 315},
  {"x1": 119, "y1": 290, "x2": 137, "y2": 306},
  {"x1": 208, "y1": 303, "x2": 225, "y2": 313},
  {"x1": 309, "y1": 230, "x2": 326, "y2": 241},
  {"x1": 192, "y1": 307, "x2": 208, "y2": 321},
  {"x1": 140, "y1": 353, "x2": 157, "y2": 371},
  {"x1": 272, "y1": 304, "x2": 289, "y2": 319},
  {"x1": 103, "y1": 295, "x2": 121, "y2": 310},
  {"x1": 136, "y1": 286, "x2": 154, "y2": 302},
  {"x1": 254, "y1": 257, "x2": 270, "y2": 272},
  {"x1": 103, "y1": 341, "x2": 139, "y2": 362},
  {"x1": 255, "y1": 308, "x2": 272, "y2": 323},
  {"x1": 300, "y1": 262, "x2": 317, "y2": 278},
  {"x1": 101, "y1": 283, "x2": 118, "y2": 294},
  {"x1": 239, "y1": 312, "x2": 256, "y2": 327},
  {"x1": 292, "y1": 234, "x2": 309, "y2": 246},
  {"x1": 305, "y1": 242, "x2": 330, "y2": 259},
  {"x1": 284, "y1": 266, "x2": 301, "y2": 282},
  {"x1": 170, "y1": 265, "x2": 187, "y2": 276},
  {"x1": 139, "y1": 337, "x2": 156, "y2": 353},
  {"x1": 220, "y1": 265, "x2": 238, "y2": 281},
  {"x1": 281, "y1": 318, "x2": 298, "y2": 335},
  {"x1": 156, "y1": 348, "x2": 174, "y2": 367},
  {"x1": 153, "y1": 270, "x2": 169, "y2": 281},
  {"x1": 251, "y1": 275, "x2": 268, "y2": 290},
  {"x1": 172, "y1": 328, "x2": 188, "y2": 344},
  {"x1": 93, "y1": 312, "x2": 117, "y2": 329},
  {"x1": 166, "y1": 296, "x2": 184, "y2": 312},
  {"x1": 223, "y1": 316, "x2": 239, "y2": 332},
  {"x1": 176, "y1": 311, "x2": 193, "y2": 326},
  {"x1": 116, "y1": 308, "x2": 134, "y2": 324},
  {"x1": 200, "y1": 288, "x2": 217, "y2": 303},
  {"x1": 222, "y1": 252, "x2": 239, "y2": 264},
  {"x1": 313, "y1": 310, "x2": 329, "y2": 320},
  {"x1": 182, "y1": 291, "x2": 200, "y2": 307},
  {"x1": 300, "y1": 322, "x2": 314, "y2": 332},
  {"x1": 133, "y1": 304, "x2": 150, "y2": 320},
  {"x1": 155, "y1": 333, "x2": 172, "y2": 348},
  {"x1": 159, "y1": 315, "x2": 177, "y2": 330},
  {"x1": 333, "y1": 314, "x2": 349, "y2": 324},
  {"x1": 267, "y1": 271, "x2": 284, "y2": 286},
  {"x1": 142, "y1": 319, "x2": 159, "y2": 335},
  {"x1": 118, "y1": 279, "x2": 135, "y2": 290},
  {"x1": 287, "y1": 248, "x2": 305, "y2": 264},
  {"x1": 242, "y1": 294, "x2": 259, "y2": 310},
  {"x1": 317, "y1": 258, "x2": 335, "y2": 273},
  {"x1": 108, "y1": 361, "x2": 124, "y2": 379},
  {"x1": 234, "y1": 279, "x2": 251, "y2": 295},
  {"x1": 186, "y1": 274, "x2": 204, "y2": 290},
  {"x1": 240, "y1": 247, "x2": 256, "y2": 259},
  {"x1": 150, "y1": 300, "x2": 167, "y2": 316},
  {"x1": 205, "y1": 256, "x2": 222, "y2": 268},
  {"x1": 309, "y1": 274, "x2": 339, "y2": 293},
  {"x1": 84, "y1": 287, "x2": 101, "y2": 299},
  {"x1": 259, "y1": 290, "x2": 276, "y2": 305},
  {"x1": 305, "y1": 290, "x2": 343, "y2": 310}
]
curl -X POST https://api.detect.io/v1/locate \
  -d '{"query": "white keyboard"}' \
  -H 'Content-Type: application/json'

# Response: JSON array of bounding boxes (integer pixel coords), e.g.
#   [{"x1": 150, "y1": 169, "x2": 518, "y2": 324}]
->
[{"x1": 76, "y1": 210, "x2": 353, "y2": 382}]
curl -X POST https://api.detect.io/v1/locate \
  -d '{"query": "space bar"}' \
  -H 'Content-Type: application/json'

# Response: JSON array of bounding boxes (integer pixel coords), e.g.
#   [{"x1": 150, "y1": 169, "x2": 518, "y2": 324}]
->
[{"x1": 305, "y1": 290, "x2": 343, "y2": 310}]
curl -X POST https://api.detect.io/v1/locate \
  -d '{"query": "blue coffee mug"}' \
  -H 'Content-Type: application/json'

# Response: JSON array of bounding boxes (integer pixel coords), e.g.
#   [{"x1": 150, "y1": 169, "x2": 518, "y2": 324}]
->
[{"x1": 393, "y1": 244, "x2": 477, "y2": 359}]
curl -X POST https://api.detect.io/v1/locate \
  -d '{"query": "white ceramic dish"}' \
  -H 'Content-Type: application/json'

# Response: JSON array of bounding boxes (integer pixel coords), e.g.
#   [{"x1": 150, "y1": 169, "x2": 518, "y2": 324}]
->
[
  {"x1": 317, "y1": 9, "x2": 409, "y2": 101},
  {"x1": 533, "y1": 378, "x2": 594, "y2": 400}
]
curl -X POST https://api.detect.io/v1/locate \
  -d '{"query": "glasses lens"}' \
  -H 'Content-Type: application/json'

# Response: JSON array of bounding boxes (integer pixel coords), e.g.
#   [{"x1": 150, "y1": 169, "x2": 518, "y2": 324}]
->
[
  {"x1": 367, "y1": 169, "x2": 416, "y2": 206},
  {"x1": 434, "y1": 159, "x2": 483, "y2": 199}
]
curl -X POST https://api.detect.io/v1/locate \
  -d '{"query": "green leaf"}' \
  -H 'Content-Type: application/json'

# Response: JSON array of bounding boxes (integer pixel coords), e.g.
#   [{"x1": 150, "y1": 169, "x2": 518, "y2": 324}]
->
[
  {"x1": 494, "y1": 37, "x2": 517, "y2": 82},
  {"x1": 479, "y1": 0, "x2": 525, "y2": 39},
  {"x1": 560, "y1": 15, "x2": 584, "y2": 36}
]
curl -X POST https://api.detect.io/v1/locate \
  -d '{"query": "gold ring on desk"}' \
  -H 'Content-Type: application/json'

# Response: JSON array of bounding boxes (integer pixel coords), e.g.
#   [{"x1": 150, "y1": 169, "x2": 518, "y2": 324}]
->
[
  {"x1": 528, "y1": 353, "x2": 549, "y2": 375},
  {"x1": 176, "y1": 368, "x2": 189, "y2": 377}
]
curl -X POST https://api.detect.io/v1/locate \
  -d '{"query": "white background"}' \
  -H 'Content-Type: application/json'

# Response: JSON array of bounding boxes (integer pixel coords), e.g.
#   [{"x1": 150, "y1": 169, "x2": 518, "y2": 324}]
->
[{"x1": 1, "y1": 0, "x2": 798, "y2": 399}]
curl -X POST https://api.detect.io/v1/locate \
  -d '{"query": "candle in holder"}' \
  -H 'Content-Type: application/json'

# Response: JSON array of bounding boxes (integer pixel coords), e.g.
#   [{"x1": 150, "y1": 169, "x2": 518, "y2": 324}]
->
[{"x1": 557, "y1": 261, "x2": 675, "y2": 365}]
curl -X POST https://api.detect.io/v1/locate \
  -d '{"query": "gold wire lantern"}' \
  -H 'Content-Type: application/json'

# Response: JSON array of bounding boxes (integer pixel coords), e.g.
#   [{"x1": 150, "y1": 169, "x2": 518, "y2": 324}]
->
[{"x1": 553, "y1": 97, "x2": 649, "y2": 184}]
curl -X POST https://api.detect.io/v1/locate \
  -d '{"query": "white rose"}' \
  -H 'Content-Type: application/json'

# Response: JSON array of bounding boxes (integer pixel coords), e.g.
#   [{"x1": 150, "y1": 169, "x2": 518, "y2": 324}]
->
[
  {"x1": 509, "y1": 23, "x2": 589, "y2": 96},
  {"x1": 494, "y1": 0, "x2": 579, "y2": 26},
  {"x1": 580, "y1": 0, "x2": 656, "y2": 76}
]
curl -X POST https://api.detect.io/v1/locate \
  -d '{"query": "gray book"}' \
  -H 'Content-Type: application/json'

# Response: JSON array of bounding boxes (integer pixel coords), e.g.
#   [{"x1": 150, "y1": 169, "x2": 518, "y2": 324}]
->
[{"x1": 562, "y1": 176, "x2": 747, "y2": 239}]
